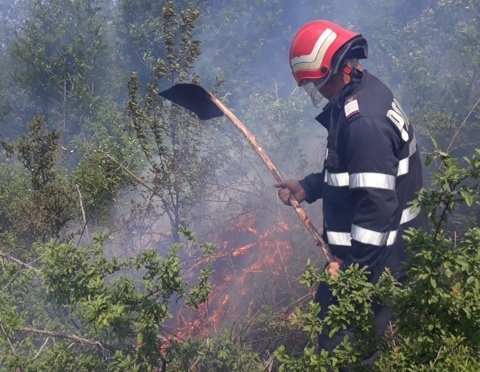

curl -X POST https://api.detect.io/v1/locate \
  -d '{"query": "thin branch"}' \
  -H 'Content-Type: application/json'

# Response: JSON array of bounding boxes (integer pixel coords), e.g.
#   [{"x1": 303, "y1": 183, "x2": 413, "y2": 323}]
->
[
  {"x1": 432, "y1": 345, "x2": 444, "y2": 367},
  {"x1": 389, "y1": 322, "x2": 397, "y2": 348},
  {"x1": 447, "y1": 96, "x2": 480, "y2": 153},
  {"x1": 433, "y1": 197, "x2": 451, "y2": 242},
  {"x1": 75, "y1": 184, "x2": 89, "y2": 244},
  {"x1": 0, "y1": 251, "x2": 41, "y2": 275},
  {"x1": 273, "y1": 78, "x2": 279, "y2": 102},
  {"x1": 99, "y1": 150, "x2": 176, "y2": 225},
  {"x1": 264, "y1": 354, "x2": 275, "y2": 372},
  {"x1": 17, "y1": 326, "x2": 113, "y2": 351},
  {"x1": 33, "y1": 337, "x2": 50, "y2": 360},
  {"x1": 100, "y1": 150, "x2": 158, "y2": 197},
  {"x1": 276, "y1": 244, "x2": 292, "y2": 290},
  {"x1": 0, "y1": 323, "x2": 17, "y2": 355},
  {"x1": 448, "y1": 140, "x2": 480, "y2": 153}
]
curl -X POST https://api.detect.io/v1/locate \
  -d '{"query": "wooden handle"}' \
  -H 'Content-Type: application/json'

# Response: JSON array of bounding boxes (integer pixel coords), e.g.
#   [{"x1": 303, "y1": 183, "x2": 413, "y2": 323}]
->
[{"x1": 209, "y1": 94, "x2": 333, "y2": 263}]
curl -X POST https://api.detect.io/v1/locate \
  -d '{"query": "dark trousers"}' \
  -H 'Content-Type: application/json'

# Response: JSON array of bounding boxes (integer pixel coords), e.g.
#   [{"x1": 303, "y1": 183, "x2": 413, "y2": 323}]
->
[{"x1": 315, "y1": 282, "x2": 393, "y2": 368}]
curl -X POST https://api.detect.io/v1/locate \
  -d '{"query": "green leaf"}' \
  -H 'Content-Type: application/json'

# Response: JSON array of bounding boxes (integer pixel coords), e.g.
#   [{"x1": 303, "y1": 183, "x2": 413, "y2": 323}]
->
[{"x1": 460, "y1": 189, "x2": 475, "y2": 207}]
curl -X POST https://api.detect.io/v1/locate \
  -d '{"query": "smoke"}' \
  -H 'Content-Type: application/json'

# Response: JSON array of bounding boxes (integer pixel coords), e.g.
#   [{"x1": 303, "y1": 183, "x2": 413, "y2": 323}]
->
[
  {"x1": 166, "y1": 0, "x2": 457, "y2": 335},
  {"x1": 2, "y1": 0, "x2": 478, "y2": 340}
]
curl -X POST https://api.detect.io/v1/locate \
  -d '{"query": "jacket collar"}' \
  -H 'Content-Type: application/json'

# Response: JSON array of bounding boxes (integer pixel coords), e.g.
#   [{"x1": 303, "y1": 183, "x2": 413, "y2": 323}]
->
[{"x1": 315, "y1": 69, "x2": 367, "y2": 129}]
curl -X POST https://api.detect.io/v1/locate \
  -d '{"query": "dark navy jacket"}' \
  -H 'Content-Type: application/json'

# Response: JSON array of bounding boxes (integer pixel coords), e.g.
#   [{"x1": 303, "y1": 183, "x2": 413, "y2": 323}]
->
[{"x1": 300, "y1": 70, "x2": 423, "y2": 281}]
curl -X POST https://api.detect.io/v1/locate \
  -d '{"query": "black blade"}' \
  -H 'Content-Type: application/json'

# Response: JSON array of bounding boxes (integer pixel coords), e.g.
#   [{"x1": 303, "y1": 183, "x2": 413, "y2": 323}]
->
[{"x1": 159, "y1": 83, "x2": 224, "y2": 120}]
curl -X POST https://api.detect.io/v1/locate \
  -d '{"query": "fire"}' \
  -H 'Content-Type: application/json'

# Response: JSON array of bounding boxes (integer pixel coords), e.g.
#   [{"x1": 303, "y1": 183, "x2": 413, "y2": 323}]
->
[
  {"x1": 231, "y1": 243, "x2": 255, "y2": 257},
  {"x1": 170, "y1": 211, "x2": 299, "y2": 339}
]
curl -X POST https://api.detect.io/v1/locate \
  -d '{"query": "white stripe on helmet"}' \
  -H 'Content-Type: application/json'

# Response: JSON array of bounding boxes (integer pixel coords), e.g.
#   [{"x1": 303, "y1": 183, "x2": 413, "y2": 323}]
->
[{"x1": 291, "y1": 28, "x2": 337, "y2": 73}]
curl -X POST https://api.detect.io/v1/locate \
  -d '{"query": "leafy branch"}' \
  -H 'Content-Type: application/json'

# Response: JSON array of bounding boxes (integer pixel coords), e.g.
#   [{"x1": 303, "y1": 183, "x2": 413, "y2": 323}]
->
[
  {"x1": 9, "y1": 325, "x2": 114, "y2": 351},
  {"x1": 0, "y1": 251, "x2": 41, "y2": 276}
]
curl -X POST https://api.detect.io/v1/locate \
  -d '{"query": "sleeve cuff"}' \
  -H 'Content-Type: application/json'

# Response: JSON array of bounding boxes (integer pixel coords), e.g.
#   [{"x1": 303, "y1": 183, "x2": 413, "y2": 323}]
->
[{"x1": 299, "y1": 172, "x2": 325, "y2": 204}]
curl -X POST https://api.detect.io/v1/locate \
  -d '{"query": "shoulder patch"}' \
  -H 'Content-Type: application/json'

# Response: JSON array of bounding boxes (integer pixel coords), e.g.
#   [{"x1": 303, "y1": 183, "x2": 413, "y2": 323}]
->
[{"x1": 344, "y1": 94, "x2": 360, "y2": 119}]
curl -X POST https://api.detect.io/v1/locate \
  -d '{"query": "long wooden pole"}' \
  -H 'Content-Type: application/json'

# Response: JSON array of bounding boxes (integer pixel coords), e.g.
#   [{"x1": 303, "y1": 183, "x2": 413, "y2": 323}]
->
[{"x1": 209, "y1": 94, "x2": 334, "y2": 263}]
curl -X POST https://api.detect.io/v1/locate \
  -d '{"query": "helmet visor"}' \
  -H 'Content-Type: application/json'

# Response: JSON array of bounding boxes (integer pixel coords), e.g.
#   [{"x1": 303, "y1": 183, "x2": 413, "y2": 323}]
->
[{"x1": 301, "y1": 80, "x2": 327, "y2": 108}]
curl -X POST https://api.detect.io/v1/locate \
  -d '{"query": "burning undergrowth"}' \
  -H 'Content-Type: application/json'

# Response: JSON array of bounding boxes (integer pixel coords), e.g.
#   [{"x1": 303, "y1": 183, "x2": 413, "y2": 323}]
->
[{"x1": 166, "y1": 208, "x2": 322, "y2": 342}]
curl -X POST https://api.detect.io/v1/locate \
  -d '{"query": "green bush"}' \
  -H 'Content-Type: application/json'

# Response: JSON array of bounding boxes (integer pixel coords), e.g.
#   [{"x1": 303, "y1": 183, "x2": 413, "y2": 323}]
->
[
  {"x1": 0, "y1": 228, "x2": 214, "y2": 371},
  {"x1": 275, "y1": 147, "x2": 480, "y2": 371}
]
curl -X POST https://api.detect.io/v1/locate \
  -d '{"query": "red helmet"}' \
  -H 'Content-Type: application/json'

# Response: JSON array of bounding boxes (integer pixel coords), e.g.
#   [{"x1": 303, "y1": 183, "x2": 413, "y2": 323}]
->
[{"x1": 289, "y1": 20, "x2": 368, "y2": 86}]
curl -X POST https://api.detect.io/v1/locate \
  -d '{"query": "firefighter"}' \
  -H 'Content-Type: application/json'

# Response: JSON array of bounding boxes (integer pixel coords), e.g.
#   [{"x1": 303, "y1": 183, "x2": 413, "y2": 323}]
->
[{"x1": 276, "y1": 20, "x2": 424, "y2": 364}]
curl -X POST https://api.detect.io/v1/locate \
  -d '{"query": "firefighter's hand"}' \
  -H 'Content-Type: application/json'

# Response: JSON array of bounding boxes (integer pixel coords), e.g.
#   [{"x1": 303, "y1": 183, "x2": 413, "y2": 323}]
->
[
  {"x1": 274, "y1": 180, "x2": 306, "y2": 205},
  {"x1": 327, "y1": 261, "x2": 341, "y2": 278}
]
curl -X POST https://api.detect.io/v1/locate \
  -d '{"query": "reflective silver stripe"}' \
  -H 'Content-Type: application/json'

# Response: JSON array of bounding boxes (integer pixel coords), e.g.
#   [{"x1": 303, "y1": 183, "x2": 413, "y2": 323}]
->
[
  {"x1": 326, "y1": 231, "x2": 352, "y2": 246},
  {"x1": 397, "y1": 158, "x2": 409, "y2": 176},
  {"x1": 409, "y1": 135, "x2": 417, "y2": 155},
  {"x1": 326, "y1": 206, "x2": 421, "y2": 248},
  {"x1": 291, "y1": 29, "x2": 337, "y2": 72},
  {"x1": 351, "y1": 224, "x2": 397, "y2": 246},
  {"x1": 397, "y1": 135, "x2": 418, "y2": 176},
  {"x1": 325, "y1": 170, "x2": 349, "y2": 187},
  {"x1": 327, "y1": 228, "x2": 398, "y2": 247},
  {"x1": 386, "y1": 231, "x2": 398, "y2": 246},
  {"x1": 400, "y1": 205, "x2": 420, "y2": 224},
  {"x1": 349, "y1": 205, "x2": 420, "y2": 246},
  {"x1": 350, "y1": 173, "x2": 396, "y2": 190}
]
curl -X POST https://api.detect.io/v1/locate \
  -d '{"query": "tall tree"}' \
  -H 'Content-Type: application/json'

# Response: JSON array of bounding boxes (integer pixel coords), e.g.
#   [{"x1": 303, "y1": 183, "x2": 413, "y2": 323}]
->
[
  {"x1": 0, "y1": 116, "x2": 76, "y2": 244},
  {"x1": 121, "y1": 0, "x2": 218, "y2": 243},
  {"x1": 10, "y1": 0, "x2": 110, "y2": 135}
]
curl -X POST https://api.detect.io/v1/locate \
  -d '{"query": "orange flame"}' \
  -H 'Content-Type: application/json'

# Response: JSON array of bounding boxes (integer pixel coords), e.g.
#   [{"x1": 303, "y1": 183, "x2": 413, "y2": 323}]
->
[{"x1": 171, "y1": 211, "x2": 297, "y2": 338}]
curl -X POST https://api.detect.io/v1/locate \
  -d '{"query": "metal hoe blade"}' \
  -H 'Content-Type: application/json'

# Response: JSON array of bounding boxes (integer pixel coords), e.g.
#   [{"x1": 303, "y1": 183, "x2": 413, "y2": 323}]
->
[{"x1": 159, "y1": 84, "x2": 223, "y2": 120}]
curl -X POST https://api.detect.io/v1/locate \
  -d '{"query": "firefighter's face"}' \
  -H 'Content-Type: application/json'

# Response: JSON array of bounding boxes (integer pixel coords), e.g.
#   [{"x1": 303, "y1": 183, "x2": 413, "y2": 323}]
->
[
  {"x1": 318, "y1": 73, "x2": 345, "y2": 100},
  {"x1": 302, "y1": 80, "x2": 325, "y2": 107},
  {"x1": 302, "y1": 72, "x2": 348, "y2": 107}
]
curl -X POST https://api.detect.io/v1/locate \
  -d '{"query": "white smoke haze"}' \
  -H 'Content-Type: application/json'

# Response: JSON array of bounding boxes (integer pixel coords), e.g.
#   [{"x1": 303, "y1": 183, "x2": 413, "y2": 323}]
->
[
  {"x1": 58, "y1": 0, "x2": 432, "y2": 334},
  {"x1": 108, "y1": 0, "x2": 448, "y2": 334},
  {"x1": 1, "y1": 0, "x2": 476, "y2": 340}
]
